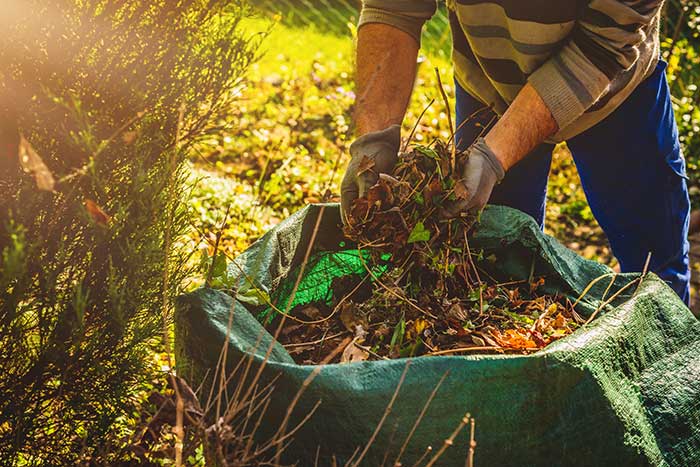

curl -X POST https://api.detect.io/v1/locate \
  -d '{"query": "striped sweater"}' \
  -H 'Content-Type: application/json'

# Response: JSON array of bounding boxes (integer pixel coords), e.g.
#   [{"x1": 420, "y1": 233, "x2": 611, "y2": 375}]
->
[{"x1": 359, "y1": 0, "x2": 663, "y2": 142}]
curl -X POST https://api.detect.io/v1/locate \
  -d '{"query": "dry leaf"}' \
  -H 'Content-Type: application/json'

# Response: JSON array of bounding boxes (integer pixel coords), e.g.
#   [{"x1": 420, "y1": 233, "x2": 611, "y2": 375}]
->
[
  {"x1": 339, "y1": 302, "x2": 368, "y2": 333},
  {"x1": 356, "y1": 155, "x2": 375, "y2": 176},
  {"x1": 340, "y1": 339, "x2": 369, "y2": 364},
  {"x1": 366, "y1": 179, "x2": 394, "y2": 208},
  {"x1": 553, "y1": 313, "x2": 567, "y2": 329},
  {"x1": 18, "y1": 135, "x2": 55, "y2": 192},
  {"x1": 121, "y1": 131, "x2": 138, "y2": 144},
  {"x1": 471, "y1": 335, "x2": 486, "y2": 347},
  {"x1": 446, "y1": 302, "x2": 469, "y2": 321},
  {"x1": 299, "y1": 305, "x2": 322, "y2": 321},
  {"x1": 494, "y1": 329, "x2": 538, "y2": 350},
  {"x1": 85, "y1": 199, "x2": 111, "y2": 226},
  {"x1": 423, "y1": 178, "x2": 442, "y2": 204},
  {"x1": 454, "y1": 179, "x2": 470, "y2": 200},
  {"x1": 529, "y1": 277, "x2": 545, "y2": 293},
  {"x1": 475, "y1": 331, "x2": 499, "y2": 347}
]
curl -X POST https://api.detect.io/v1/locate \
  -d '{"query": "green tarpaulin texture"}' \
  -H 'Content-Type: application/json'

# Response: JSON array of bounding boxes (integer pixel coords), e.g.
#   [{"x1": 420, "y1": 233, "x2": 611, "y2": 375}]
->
[{"x1": 175, "y1": 204, "x2": 700, "y2": 466}]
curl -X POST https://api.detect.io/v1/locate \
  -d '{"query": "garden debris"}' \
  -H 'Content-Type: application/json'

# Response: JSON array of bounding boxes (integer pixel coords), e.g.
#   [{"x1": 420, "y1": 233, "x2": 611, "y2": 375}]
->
[{"x1": 273, "y1": 141, "x2": 583, "y2": 363}]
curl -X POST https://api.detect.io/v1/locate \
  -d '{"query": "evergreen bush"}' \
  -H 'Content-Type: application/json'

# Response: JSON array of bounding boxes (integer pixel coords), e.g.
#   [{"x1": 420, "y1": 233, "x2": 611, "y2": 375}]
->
[{"x1": 0, "y1": 1, "x2": 257, "y2": 463}]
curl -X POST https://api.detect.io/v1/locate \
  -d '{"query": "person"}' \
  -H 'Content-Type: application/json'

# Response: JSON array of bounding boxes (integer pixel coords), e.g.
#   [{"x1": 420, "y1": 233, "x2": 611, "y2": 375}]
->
[{"x1": 340, "y1": 0, "x2": 691, "y2": 304}]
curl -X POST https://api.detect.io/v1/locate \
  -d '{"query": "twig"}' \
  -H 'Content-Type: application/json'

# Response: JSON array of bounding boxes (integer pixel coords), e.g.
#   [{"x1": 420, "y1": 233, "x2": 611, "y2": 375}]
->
[
  {"x1": 428, "y1": 346, "x2": 504, "y2": 356},
  {"x1": 350, "y1": 361, "x2": 412, "y2": 467},
  {"x1": 264, "y1": 336, "x2": 349, "y2": 464},
  {"x1": 434, "y1": 67, "x2": 455, "y2": 173},
  {"x1": 584, "y1": 277, "x2": 642, "y2": 325},
  {"x1": 634, "y1": 252, "x2": 652, "y2": 295},
  {"x1": 403, "y1": 98, "x2": 435, "y2": 153},
  {"x1": 467, "y1": 417, "x2": 476, "y2": 467},
  {"x1": 289, "y1": 272, "x2": 372, "y2": 325},
  {"x1": 410, "y1": 446, "x2": 433, "y2": 467},
  {"x1": 381, "y1": 422, "x2": 401, "y2": 467},
  {"x1": 356, "y1": 246, "x2": 438, "y2": 320},
  {"x1": 227, "y1": 206, "x2": 327, "y2": 464},
  {"x1": 447, "y1": 104, "x2": 492, "y2": 148},
  {"x1": 600, "y1": 274, "x2": 618, "y2": 303},
  {"x1": 570, "y1": 272, "x2": 618, "y2": 310},
  {"x1": 462, "y1": 230, "x2": 484, "y2": 314},
  {"x1": 354, "y1": 341, "x2": 390, "y2": 361},
  {"x1": 393, "y1": 372, "x2": 449, "y2": 466},
  {"x1": 424, "y1": 412, "x2": 472, "y2": 467},
  {"x1": 283, "y1": 331, "x2": 348, "y2": 349},
  {"x1": 462, "y1": 231, "x2": 481, "y2": 285}
]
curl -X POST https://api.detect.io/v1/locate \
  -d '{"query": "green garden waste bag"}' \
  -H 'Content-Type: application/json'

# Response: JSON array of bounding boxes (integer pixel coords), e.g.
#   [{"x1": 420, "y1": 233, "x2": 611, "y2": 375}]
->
[{"x1": 175, "y1": 204, "x2": 700, "y2": 466}]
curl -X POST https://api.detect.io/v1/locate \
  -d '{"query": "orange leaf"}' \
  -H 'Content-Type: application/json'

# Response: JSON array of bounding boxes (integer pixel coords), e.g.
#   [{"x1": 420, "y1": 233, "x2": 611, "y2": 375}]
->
[
  {"x1": 454, "y1": 179, "x2": 470, "y2": 200},
  {"x1": 18, "y1": 135, "x2": 55, "y2": 192},
  {"x1": 84, "y1": 199, "x2": 111, "y2": 226}
]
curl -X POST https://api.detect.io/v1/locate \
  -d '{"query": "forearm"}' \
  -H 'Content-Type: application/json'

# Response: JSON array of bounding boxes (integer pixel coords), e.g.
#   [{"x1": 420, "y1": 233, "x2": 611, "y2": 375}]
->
[
  {"x1": 485, "y1": 83, "x2": 558, "y2": 171},
  {"x1": 355, "y1": 23, "x2": 419, "y2": 136}
]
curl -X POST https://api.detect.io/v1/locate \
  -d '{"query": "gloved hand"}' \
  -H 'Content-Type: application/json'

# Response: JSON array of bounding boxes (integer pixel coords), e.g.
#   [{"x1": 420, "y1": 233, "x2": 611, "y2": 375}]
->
[
  {"x1": 442, "y1": 137, "x2": 505, "y2": 218},
  {"x1": 340, "y1": 124, "x2": 401, "y2": 224}
]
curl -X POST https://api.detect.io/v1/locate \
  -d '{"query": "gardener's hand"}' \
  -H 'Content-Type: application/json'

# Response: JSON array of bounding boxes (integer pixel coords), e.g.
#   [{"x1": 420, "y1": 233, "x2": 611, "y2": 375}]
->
[
  {"x1": 340, "y1": 125, "x2": 401, "y2": 225},
  {"x1": 442, "y1": 137, "x2": 505, "y2": 218}
]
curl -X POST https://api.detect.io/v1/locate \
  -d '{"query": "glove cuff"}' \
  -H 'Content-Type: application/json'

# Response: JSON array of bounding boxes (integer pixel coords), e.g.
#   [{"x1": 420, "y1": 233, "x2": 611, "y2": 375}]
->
[
  {"x1": 474, "y1": 137, "x2": 505, "y2": 182},
  {"x1": 349, "y1": 124, "x2": 401, "y2": 159}
]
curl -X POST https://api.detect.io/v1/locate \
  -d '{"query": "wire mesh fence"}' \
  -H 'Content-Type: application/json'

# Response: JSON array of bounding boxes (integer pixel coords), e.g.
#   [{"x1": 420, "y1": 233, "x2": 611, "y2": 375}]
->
[
  {"x1": 250, "y1": 0, "x2": 453, "y2": 57},
  {"x1": 250, "y1": 0, "x2": 700, "y2": 54}
]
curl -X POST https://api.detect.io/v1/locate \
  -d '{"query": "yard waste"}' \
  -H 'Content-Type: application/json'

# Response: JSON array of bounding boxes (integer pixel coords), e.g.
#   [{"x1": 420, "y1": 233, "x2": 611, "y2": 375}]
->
[
  {"x1": 265, "y1": 142, "x2": 585, "y2": 364},
  {"x1": 176, "y1": 203, "x2": 700, "y2": 466}
]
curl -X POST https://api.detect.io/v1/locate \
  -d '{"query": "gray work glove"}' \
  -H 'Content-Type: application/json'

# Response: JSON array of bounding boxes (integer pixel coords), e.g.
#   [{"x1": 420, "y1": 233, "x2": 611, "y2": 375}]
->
[
  {"x1": 340, "y1": 125, "x2": 401, "y2": 225},
  {"x1": 442, "y1": 137, "x2": 505, "y2": 218}
]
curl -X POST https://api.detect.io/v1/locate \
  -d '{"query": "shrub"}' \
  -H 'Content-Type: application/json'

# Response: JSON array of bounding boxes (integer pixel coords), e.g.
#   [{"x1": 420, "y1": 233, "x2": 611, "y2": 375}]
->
[{"x1": 0, "y1": 1, "x2": 257, "y2": 463}]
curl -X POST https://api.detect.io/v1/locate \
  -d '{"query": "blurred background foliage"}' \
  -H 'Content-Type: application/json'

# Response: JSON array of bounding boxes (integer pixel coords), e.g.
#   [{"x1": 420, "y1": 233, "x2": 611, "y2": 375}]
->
[{"x1": 0, "y1": 0, "x2": 257, "y2": 463}]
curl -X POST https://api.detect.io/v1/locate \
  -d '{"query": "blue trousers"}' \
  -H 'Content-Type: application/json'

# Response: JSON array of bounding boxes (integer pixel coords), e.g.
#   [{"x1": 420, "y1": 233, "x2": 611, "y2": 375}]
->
[{"x1": 455, "y1": 61, "x2": 691, "y2": 304}]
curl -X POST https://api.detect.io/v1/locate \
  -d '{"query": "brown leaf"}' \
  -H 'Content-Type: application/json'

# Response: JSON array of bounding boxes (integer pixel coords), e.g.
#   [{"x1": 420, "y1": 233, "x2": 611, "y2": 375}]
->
[
  {"x1": 446, "y1": 302, "x2": 469, "y2": 321},
  {"x1": 349, "y1": 197, "x2": 370, "y2": 224},
  {"x1": 366, "y1": 179, "x2": 393, "y2": 208},
  {"x1": 85, "y1": 199, "x2": 111, "y2": 226},
  {"x1": 454, "y1": 179, "x2": 470, "y2": 200},
  {"x1": 340, "y1": 339, "x2": 369, "y2": 364},
  {"x1": 474, "y1": 331, "x2": 499, "y2": 347},
  {"x1": 18, "y1": 135, "x2": 55, "y2": 192},
  {"x1": 356, "y1": 155, "x2": 375, "y2": 176},
  {"x1": 339, "y1": 302, "x2": 368, "y2": 333},
  {"x1": 553, "y1": 313, "x2": 568, "y2": 329},
  {"x1": 423, "y1": 177, "x2": 442, "y2": 205},
  {"x1": 299, "y1": 305, "x2": 322, "y2": 321}
]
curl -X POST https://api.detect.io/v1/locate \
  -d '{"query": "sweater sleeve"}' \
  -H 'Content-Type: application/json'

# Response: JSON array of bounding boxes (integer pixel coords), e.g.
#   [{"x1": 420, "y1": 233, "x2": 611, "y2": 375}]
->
[
  {"x1": 528, "y1": 0, "x2": 663, "y2": 130},
  {"x1": 358, "y1": 0, "x2": 437, "y2": 44}
]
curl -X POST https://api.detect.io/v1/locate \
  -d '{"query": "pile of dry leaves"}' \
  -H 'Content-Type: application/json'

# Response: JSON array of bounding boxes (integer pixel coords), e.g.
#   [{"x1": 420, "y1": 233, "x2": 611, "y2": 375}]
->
[{"x1": 274, "y1": 141, "x2": 583, "y2": 364}]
